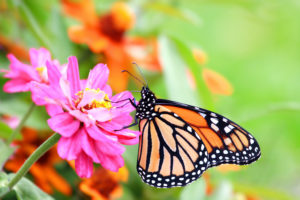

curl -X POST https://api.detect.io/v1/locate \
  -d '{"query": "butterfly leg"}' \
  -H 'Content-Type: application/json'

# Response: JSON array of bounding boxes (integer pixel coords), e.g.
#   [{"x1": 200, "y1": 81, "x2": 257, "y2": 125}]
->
[
  {"x1": 114, "y1": 98, "x2": 138, "y2": 131},
  {"x1": 114, "y1": 115, "x2": 138, "y2": 131},
  {"x1": 106, "y1": 98, "x2": 137, "y2": 109}
]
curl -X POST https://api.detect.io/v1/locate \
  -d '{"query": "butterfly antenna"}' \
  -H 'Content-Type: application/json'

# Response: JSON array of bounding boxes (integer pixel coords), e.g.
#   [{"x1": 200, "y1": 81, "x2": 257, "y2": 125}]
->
[
  {"x1": 130, "y1": 90, "x2": 141, "y2": 93},
  {"x1": 132, "y1": 62, "x2": 148, "y2": 87},
  {"x1": 122, "y1": 70, "x2": 145, "y2": 86}
]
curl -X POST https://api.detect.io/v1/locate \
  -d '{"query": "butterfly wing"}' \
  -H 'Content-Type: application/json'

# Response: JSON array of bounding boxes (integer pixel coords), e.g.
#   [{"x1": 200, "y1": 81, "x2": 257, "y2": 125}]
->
[
  {"x1": 156, "y1": 99, "x2": 261, "y2": 168},
  {"x1": 137, "y1": 105, "x2": 209, "y2": 188}
]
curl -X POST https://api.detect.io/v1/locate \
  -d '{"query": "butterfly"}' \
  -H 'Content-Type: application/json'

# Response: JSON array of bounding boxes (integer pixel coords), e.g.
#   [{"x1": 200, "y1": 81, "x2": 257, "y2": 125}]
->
[{"x1": 121, "y1": 70, "x2": 261, "y2": 188}]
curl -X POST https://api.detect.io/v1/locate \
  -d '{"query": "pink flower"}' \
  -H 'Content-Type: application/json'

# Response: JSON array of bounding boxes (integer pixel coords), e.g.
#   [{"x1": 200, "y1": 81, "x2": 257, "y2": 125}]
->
[
  {"x1": 31, "y1": 56, "x2": 140, "y2": 178},
  {"x1": 1, "y1": 48, "x2": 66, "y2": 104},
  {"x1": 0, "y1": 115, "x2": 20, "y2": 129}
]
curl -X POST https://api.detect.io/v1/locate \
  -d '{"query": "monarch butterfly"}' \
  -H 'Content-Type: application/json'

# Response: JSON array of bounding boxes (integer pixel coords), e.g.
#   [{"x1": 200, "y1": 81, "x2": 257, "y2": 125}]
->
[{"x1": 121, "y1": 69, "x2": 261, "y2": 188}]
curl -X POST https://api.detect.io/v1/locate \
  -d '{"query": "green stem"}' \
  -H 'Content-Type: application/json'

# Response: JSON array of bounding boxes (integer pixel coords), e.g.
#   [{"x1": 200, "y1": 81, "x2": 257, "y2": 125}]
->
[
  {"x1": 6, "y1": 102, "x2": 36, "y2": 145},
  {"x1": 7, "y1": 133, "x2": 61, "y2": 190}
]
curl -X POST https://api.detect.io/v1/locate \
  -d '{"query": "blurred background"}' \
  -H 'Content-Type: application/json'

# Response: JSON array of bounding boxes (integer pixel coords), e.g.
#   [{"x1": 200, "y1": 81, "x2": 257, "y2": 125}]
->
[{"x1": 0, "y1": 0, "x2": 300, "y2": 199}]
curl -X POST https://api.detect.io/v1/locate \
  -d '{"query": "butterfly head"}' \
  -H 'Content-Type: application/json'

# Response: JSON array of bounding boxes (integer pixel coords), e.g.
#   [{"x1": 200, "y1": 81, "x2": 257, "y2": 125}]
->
[{"x1": 136, "y1": 87, "x2": 157, "y2": 119}]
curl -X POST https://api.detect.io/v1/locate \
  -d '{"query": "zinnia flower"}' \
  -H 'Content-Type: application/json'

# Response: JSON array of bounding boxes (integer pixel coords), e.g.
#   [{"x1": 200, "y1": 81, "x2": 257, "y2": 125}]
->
[
  {"x1": 31, "y1": 56, "x2": 140, "y2": 178},
  {"x1": 1, "y1": 48, "x2": 66, "y2": 104}
]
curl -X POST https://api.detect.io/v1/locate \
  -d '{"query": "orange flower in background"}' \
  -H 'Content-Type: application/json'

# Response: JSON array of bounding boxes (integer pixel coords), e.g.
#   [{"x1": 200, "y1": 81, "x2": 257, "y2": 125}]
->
[
  {"x1": 62, "y1": 0, "x2": 161, "y2": 91},
  {"x1": 0, "y1": 0, "x2": 7, "y2": 11},
  {"x1": 0, "y1": 35, "x2": 29, "y2": 61},
  {"x1": 79, "y1": 166, "x2": 128, "y2": 200},
  {"x1": 203, "y1": 172, "x2": 214, "y2": 196},
  {"x1": 233, "y1": 193, "x2": 261, "y2": 200},
  {"x1": 192, "y1": 48, "x2": 233, "y2": 95},
  {"x1": 192, "y1": 48, "x2": 207, "y2": 65},
  {"x1": 62, "y1": 0, "x2": 130, "y2": 92},
  {"x1": 62, "y1": 0, "x2": 134, "y2": 53},
  {"x1": 125, "y1": 37, "x2": 161, "y2": 72},
  {"x1": 5, "y1": 127, "x2": 72, "y2": 195},
  {"x1": 202, "y1": 68, "x2": 233, "y2": 96},
  {"x1": 217, "y1": 164, "x2": 240, "y2": 173}
]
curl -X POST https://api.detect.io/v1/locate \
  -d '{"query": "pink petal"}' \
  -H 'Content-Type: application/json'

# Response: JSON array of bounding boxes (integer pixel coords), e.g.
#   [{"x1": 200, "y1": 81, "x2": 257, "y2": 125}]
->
[
  {"x1": 102, "y1": 84, "x2": 112, "y2": 96},
  {"x1": 3, "y1": 79, "x2": 30, "y2": 93},
  {"x1": 98, "y1": 112, "x2": 140, "y2": 144},
  {"x1": 31, "y1": 91, "x2": 46, "y2": 105},
  {"x1": 48, "y1": 112, "x2": 80, "y2": 137},
  {"x1": 29, "y1": 48, "x2": 51, "y2": 68},
  {"x1": 86, "y1": 63, "x2": 109, "y2": 90},
  {"x1": 75, "y1": 151, "x2": 93, "y2": 178},
  {"x1": 57, "y1": 129, "x2": 83, "y2": 160},
  {"x1": 1, "y1": 116, "x2": 20, "y2": 129},
  {"x1": 85, "y1": 124, "x2": 117, "y2": 142},
  {"x1": 59, "y1": 78, "x2": 73, "y2": 106},
  {"x1": 30, "y1": 82, "x2": 65, "y2": 105},
  {"x1": 111, "y1": 91, "x2": 135, "y2": 113},
  {"x1": 87, "y1": 108, "x2": 112, "y2": 122},
  {"x1": 94, "y1": 138, "x2": 125, "y2": 156},
  {"x1": 98, "y1": 154, "x2": 124, "y2": 172},
  {"x1": 112, "y1": 113, "x2": 133, "y2": 126},
  {"x1": 118, "y1": 131, "x2": 141, "y2": 145},
  {"x1": 46, "y1": 61, "x2": 61, "y2": 86},
  {"x1": 6, "y1": 54, "x2": 40, "y2": 81},
  {"x1": 80, "y1": 131, "x2": 100, "y2": 163},
  {"x1": 98, "y1": 117, "x2": 127, "y2": 132},
  {"x1": 80, "y1": 79, "x2": 87, "y2": 89},
  {"x1": 67, "y1": 56, "x2": 81, "y2": 96},
  {"x1": 98, "y1": 118, "x2": 139, "y2": 140},
  {"x1": 45, "y1": 104, "x2": 64, "y2": 117},
  {"x1": 107, "y1": 112, "x2": 133, "y2": 129},
  {"x1": 76, "y1": 89, "x2": 105, "y2": 109},
  {"x1": 111, "y1": 91, "x2": 134, "y2": 104},
  {"x1": 69, "y1": 110, "x2": 95, "y2": 127}
]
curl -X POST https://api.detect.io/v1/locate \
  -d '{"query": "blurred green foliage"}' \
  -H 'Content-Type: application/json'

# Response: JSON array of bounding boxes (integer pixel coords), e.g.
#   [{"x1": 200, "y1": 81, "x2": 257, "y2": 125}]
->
[{"x1": 0, "y1": 0, "x2": 300, "y2": 199}]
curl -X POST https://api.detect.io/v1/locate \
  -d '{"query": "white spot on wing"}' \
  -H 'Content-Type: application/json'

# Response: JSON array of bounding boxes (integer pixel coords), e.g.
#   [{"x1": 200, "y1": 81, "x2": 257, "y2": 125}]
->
[
  {"x1": 224, "y1": 126, "x2": 231, "y2": 133},
  {"x1": 211, "y1": 118, "x2": 218, "y2": 124}
]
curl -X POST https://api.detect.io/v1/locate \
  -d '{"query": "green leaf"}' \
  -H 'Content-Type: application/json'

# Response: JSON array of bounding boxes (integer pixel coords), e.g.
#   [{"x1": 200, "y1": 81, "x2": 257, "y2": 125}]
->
[
  {"x1": 180, "y1": 179, "x2": 206, "y2": 200},
  {"x1": 0, "y1": 172, "x2": 9, "y2": 197},
  {"x1": 44, "y1": 5, "x2": 74, "y2": 62},
  {"x1": 158, "y1": 35, "x2": 198, "y2": 105},
  {"x1": 0, "y1": 121, "x2": 13, "y2": 139},
  {"x1": 0, "y1": 139, "x2": 16, "y2": 170},
  {"x1": 11, "y1": 1, "x2": 56, "y2": 58},
  {"x1": 0, "y1": 121, "x2": 22, "y2": 140},
  {"x1": 172, "y1": 37, "x2": 214, "y2": 110},
  {"x1": 8, "y1": 174, "x2": 54, "y2": 200}
]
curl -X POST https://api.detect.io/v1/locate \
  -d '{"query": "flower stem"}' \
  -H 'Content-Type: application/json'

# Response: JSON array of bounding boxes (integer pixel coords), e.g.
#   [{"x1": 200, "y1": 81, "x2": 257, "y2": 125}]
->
[
  {"x1": 6, "y1": 102, "x2": 36, "y2": 145},
  {"x1": 7, "y1": 133, "x2": 61, "y2": 190}
]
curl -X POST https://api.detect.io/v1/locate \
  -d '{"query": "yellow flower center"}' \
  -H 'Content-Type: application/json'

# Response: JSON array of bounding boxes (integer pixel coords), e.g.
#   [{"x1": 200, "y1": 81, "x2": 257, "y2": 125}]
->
[
  {"x1": 36, "y1": 66, "x2": 48, "y2": 82},
  {"x1": 75, "y1": 88, "x2": 112, "y2": 110}
]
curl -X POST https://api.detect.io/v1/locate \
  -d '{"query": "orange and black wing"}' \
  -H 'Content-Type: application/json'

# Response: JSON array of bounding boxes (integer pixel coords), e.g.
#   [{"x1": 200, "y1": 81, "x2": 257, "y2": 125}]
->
[
  {"x1": 157, "y1": 99, "x2": 261, "y2": 168},
  {"x1": 137, "y1": 105, "x2": 209, "y2": 188}
]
